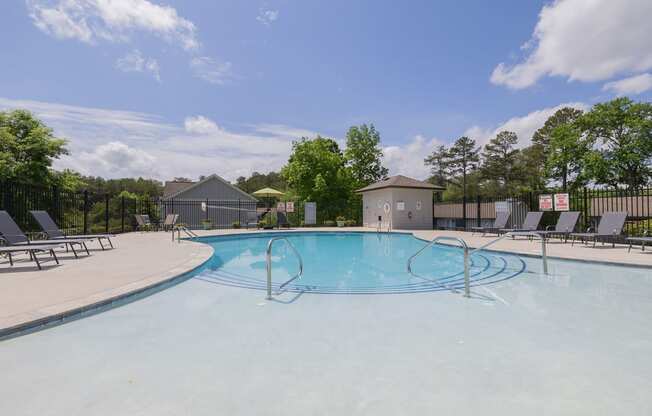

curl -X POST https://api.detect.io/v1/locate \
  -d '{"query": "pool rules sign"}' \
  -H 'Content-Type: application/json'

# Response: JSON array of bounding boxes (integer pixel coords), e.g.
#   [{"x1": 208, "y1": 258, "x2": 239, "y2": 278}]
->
[
  {"x1": 539, "y1": 194, "x2": 553, "y2": 211},
  {"x1": 554, "y1": 193, "x2": 570, "y2": 211}
]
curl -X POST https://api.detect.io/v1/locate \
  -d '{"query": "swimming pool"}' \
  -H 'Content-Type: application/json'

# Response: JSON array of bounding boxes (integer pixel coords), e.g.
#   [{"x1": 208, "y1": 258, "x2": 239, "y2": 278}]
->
[{"x1": 195, "y1": 232, "x2": 529, "y2": 295}]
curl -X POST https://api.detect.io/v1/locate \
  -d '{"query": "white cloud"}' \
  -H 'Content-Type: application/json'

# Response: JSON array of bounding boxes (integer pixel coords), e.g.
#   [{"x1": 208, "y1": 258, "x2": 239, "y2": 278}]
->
[
  {"x1": 464, "y1": 102, "x2": 588, "y2": 147},
  {"x1": 491, "y1": 0, "x2": 652, "y2": 89},
  {"x1": 383, "y1": 135, "x2": 442, "y2": 180},
  {"x1": 256, "y1": 8, "x2": 279, "y2": 26},
  {"x1": 72, "y1": 141, "x2": 158, "y2": 178},
  {"x1": 253, "y1": 124, "x2": 319, "y2": 140},
  {"x1": 603, "y1": 73, "x2": 652, "y2": 96},
  {"x1": 190, "y1": 56, "x2": 234, "y2": 85},
  {"x1": 184, "y1": 115, "x2": 222, "y2": 134},
  {"x1": 115, "y1": 50, "x2": 160, "y2": 81},
  {"x1": 27, "y1": 0, "x2": 199, "y2": 50}
]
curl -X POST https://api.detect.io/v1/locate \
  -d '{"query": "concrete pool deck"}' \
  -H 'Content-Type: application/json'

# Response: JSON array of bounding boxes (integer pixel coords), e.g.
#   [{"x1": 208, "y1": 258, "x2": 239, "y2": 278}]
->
[{"x1": 0, "y1": 227, "x2": 650, "y2": 338}]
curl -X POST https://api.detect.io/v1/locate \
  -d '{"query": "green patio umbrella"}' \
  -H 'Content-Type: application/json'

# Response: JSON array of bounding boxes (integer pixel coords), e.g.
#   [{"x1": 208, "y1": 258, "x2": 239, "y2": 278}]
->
[{"x1": 252, "y1": 187, "x2": 285, "y2": 198}]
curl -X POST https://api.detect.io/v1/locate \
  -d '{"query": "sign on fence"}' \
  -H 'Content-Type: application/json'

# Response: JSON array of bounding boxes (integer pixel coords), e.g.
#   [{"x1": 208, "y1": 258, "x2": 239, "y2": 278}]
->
[
  {"x1": 286, "y1": 201, "x2": 294, "y2": 213},
  {"x1": 539, "y1": 194, "x2": 553, "y2": 211},
  {"x1": 554, "y1": 193, "x2": 569, "y2": 211},
  {"x1": 305, "y1": 202, "x2": 316, "y2": 225},
  {"x1": 495, "y1": 201, "x2": 510, "y2": 213},
  {"x1": 276, "y1": 202, "x2": 285, "y2": 212}
]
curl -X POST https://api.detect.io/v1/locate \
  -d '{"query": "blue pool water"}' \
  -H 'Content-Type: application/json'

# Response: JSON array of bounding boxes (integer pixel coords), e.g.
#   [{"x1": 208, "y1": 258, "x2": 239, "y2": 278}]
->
[{"x1": 195, "y1": 232, "x2": 528, "y2": 294}]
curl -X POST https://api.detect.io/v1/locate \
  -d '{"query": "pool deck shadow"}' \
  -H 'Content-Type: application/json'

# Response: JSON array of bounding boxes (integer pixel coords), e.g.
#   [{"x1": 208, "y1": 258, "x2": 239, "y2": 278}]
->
[{"x1": 0, "y1": 227, "x2": 650, "y2": 339}]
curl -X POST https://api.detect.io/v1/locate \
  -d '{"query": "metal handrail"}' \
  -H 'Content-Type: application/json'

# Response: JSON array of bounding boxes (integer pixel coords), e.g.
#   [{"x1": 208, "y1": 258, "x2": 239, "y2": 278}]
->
[
  {"x1": 407, "y1": 236, "x2": 471, "y2": 297},
  {"x1": 174, "y1": 225, "x2": 198, "y2": 242},
  {"x1": 469, "y1": 231, "x2": 548, "y2": 276},
  {"x1": 266, "y1": 237, "x2": 304, "y2": 300}
]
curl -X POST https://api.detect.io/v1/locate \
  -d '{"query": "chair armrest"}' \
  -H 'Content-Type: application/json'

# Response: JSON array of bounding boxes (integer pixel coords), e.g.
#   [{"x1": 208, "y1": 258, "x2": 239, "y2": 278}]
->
[{"x1": 545, "y1": 225, "x2": 554, "y2": 231}]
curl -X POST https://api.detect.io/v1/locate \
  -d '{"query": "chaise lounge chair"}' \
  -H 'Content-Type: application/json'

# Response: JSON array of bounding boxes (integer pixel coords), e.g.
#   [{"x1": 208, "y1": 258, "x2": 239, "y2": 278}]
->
[
  {"x1": 0, "y1": 210, "x2": 92, "y2": 258},
  {"x1": 470, "y1": 211, "x2": 510, "y2": 236},
  {"x1": 499, "y1": 211, "x2": 544, "y2": 237},
  {"x1": 626, "y1": 230, "x2": 652, "y2": 252},
  {"x1": 160, "y1": 214, "x2": 179, "y2": 231},
  {"x1": 536, "y1": 211, "x2": 580, "y2": 242},
  {"x1": 569, "y1": 211, "x2": 627, "y2": 248},
  {"x1": 277, "y1": 211, "x2": 291, "y2": 229},
  {"x1": 135, "y1": 214, "x2": 154, "y2": 231},
  {"x1": 245, "y1": 211, "x2": 259, "y2": 229},
  {"x1": 30, "y1": 210, "x2": 114, "y2": 250}
]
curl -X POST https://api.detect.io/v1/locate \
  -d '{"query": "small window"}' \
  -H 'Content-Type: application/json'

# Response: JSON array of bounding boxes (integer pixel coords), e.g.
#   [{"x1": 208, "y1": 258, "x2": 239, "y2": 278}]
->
[
  {"x1": 416, "y1": 200, "x2": 422, "y2": 210},
  {"x1": 396, "y1": 201, "x2": 405, "y2": 211}
]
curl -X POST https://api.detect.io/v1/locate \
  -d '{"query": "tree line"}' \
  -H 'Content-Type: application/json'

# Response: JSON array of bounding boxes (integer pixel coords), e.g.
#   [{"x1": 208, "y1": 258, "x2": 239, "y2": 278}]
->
[{"x1": 425, "y1": 97, "x2": 652, "y2": 202}]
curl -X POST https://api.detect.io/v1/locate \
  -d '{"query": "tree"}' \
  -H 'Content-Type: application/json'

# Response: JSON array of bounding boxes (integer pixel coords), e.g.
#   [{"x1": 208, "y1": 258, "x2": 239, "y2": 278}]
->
[
  {"x1": 281, "y1": 136, "x2": 351, "y2": 221},
  {"x1": 481, "y1": 131, "x2": 520, "y2": 192},
  {"x1": 532, "y1": 107, "x2": 584, "y2": 157},
  {"x1": 516, "y1": 145, "x2": 547, "y2": 192},
  {"x1": 545, "y1": 123, "x2": 590, "y2": 191},
  {"x1": 344, "y1": 124, "x2": 388, "y2": 189},
  {"x1": 579, "y1": 97, "x2": 652, "y2": 188},
  {"x1": 446, "y1": 136, "x2": 480, "y2": 199},
  {"x1": 0, "y1": 109, "x2": 68, "y2": 184},
  {"x1": 235, "y1": 171, "x2": 286, "y2": 194},
  {"x1": 424, "y1": 145, "x2": 450, "y2": 187}
]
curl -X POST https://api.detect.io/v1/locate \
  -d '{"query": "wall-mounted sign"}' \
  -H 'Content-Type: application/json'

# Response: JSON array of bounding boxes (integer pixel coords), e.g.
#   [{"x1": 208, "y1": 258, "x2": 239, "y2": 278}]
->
[
  {"x1": 495, "y1": 201, "x2": 510, "y2": 213},
  {"x1": 396, "y1": 201, "x2": 405, "y2": 211},
  {"x1": 539, "y1": 194, "x2": 553, "y2": 211},
  {"x1": 554, "y1": 193, "x2": 570, "y2": 211},
  {"x1": 416, "y1": 200, "x2": 422, "y2": 211},
  {"x1": 277, "y1": 202, "x2": 285, "y2": 212},
  {"x1": 286, "y1": 201, "x2": 294, "y2": 213}
]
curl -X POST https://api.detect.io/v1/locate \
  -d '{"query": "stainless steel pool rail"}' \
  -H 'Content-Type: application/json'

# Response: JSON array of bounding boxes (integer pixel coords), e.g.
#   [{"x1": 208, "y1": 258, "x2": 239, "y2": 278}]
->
[
  {"x1": 174, "y1": 225, "x2": 198, "y2": 243},
  {"x1": 407, "y1": 236, "x2": 471, "y2": 297},
  {"x1": 407, "y1": 231, "x2": 548, "y2": 298},
  {"x1": 266, "y1": 237, "x2": 304, "y2": 300}
]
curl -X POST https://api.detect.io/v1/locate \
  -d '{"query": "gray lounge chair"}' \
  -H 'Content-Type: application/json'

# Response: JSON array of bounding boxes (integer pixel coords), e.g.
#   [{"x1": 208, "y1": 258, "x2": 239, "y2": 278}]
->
[
  {"x1": 0, "y1": 243, "x2": 62, "y2": 270},
  {"x1": 500, "y1": 211, "x2": 544, "y2": 236},
  {"x1": 471, "y1": 211, "x2": 510, "y2": 236},
  {"x1": 627, "y1": 230, "x2": 652, "y2": 252},
  {"x1": 30, "y1": 210, "x2": 114, "y2": 250},
  {"x1": 277, "y1": 212, "x2": 291, "y2": 229},
  {"x1": 162, "y1": 214, "x2": 179, "y2": 231},
  {"x1": 569, "y1": 211, "x2": 627, "y2": 248},
  {"x1": 0, "y1": 210, "x2": 91, "y2": 258},
  {"x1": 536, "y1": 211, "x2": 580, "y2": 242},
  {"x1": 245, "y1": 211, "x2": 259, "y2": 229},
  {"x1": 135, "y1": 214, "x2": 154, "y2": 231}
]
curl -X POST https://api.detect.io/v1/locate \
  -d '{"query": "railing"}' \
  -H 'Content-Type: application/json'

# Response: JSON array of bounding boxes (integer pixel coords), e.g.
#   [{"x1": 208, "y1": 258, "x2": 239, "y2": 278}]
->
[
  {"x1": 174, "y1": 225, "x2": 199, "y2": 243},
  {"x1": 407, "y1": 236, "x2": 470, "y2": 297},
  {"x1": 266, "y1": 237, "x2": 304, "y2": 300},
  {"x1": 407, "y1": 231, "x2": 548, "y2": 299}
]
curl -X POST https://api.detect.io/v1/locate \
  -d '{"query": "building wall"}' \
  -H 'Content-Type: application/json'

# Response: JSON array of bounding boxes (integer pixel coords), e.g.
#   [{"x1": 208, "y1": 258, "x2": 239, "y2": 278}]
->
[
  {"x1": 362, "y1": 189, "x2": 393, "y2": 228},
  {"x1": 389, "y1": 188, "x2": 433, "y2": 230},
  {"x1": 362, "y1": 188, "x2": 433, "y2": 230}
]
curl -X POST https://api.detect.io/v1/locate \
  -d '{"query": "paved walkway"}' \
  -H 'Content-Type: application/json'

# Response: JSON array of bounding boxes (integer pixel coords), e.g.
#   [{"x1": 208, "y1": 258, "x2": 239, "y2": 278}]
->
[{"x1": 1, "y1": 227, "x2": 649, "y2": 337}]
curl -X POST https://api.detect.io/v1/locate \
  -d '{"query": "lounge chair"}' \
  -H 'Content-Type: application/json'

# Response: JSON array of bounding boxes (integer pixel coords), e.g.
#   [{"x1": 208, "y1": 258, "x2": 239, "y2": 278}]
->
[
  {"x1": 277, "y1": 212, "x2": 291, "y2": 229},
  {"x1": 569, "y1": 211, "x2": 627, "y2": 248},
  {"x1": 245, "y1": 211, "x2": 259, "y2": 229},
  {"x1": 161, "y1": 214, "x2": 179, "y2": 231},
  {"x1": 499, "y1": 211, "x2": 544, "y2": 236},
  {"x1": 0, "y1": 210, "x2": 91, "y2": 258},
  {"x1": 627, "y1": 230, "x2": 652, "y2": 252},
  {"x1": 135, "y1": 214, "x2": 155, "y2": 231},
  {"x1": 30, "y1": 210, "x2": 114, "y2": 250},
  {"x1": 536, "y1": 211, "x2": 580, "y2": 242},
  {"x1": 470, "y1": 211, "x2": 510, "y2": 236},
  {"x1": 0, "y1": 243, "x2": 63, "y2": 270}
]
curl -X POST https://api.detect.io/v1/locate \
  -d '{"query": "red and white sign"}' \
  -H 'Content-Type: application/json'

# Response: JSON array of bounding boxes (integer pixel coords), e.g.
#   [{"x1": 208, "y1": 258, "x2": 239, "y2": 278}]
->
[
  {"x1": 554, "y1": 193, "x2": 570, "y2": 211},
  {"x1": 539, "y1": 194, "x2": 553, "y2": 211},
  {"x1": 286, "y1": 201, "x2": 294, "y2": 213}
]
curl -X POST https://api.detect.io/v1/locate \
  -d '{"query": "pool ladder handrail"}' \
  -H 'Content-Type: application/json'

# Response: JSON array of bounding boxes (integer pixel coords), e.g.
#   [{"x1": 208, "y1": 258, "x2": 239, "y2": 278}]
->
[
  {"x1": 407, "y1": 236, "x2": 471, "y2": 297},
  {"x1": 406, "y1": 231, "x2": 548, "y2": 299},
  {"x1": 174, "y1": 225, "x2": 199, "y2": 243},
  {"x1": 266, "y1": 237, "x2": 304, "y2": 300}
]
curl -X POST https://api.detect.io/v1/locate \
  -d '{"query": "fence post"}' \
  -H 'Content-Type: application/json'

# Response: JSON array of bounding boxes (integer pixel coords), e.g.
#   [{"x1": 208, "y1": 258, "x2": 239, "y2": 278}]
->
[
  {"x1": 583, "y1": 187, "x2": 589, "y2": 231},
  {"x1": 105, "y1": 193, "x2": 110, "y2": 233},
  {"x1": 83, "y1": 190, "x2": 89, "y2": 235},
  {"x1": 462, "y1": 194, "x2": 467, "y2": 230},
  {"x1": 476, "y1": 195, "x2": 481, "y2": 228},
  {"x1": 205, "y1": 198, "x2": 209, "y2": 222},
  {"x1": 121, "y1": 196, "x2": 125, "y2": 233},
  {"x1": 52, "y1": 185, "x2": 60, "y2": 226}
]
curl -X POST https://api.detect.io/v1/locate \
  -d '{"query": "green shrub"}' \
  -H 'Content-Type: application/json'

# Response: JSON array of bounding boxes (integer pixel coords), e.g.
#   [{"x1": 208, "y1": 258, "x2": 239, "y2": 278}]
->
[
  {"x1": 336, "y1": 215, "x2": 346, "y2": 222},
  {"x1": 345, "y1": 219, "x2": 356, "y2": 227},
  {"x1": 323, "y1": 220, "x2": 336, "y2": 227},
  {"x1": 232, "y1": 221, "x2": 241, "y2": 229}
]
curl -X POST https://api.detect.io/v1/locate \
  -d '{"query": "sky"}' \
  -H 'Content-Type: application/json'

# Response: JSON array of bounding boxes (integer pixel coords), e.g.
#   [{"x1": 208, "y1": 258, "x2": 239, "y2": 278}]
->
[{"x1": 1, "y1": 0, "x2": 651, "y2": 182}]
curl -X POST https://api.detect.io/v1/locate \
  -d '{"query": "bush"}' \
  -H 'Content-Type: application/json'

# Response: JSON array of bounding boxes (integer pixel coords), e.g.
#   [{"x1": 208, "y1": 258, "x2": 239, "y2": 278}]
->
[
  {"x1": 232, "y1": 221, "x2": 241, "y2": 229},
  {"x1": 323, "y1": 220, "x2": 336, "y2": 227},
  {"x1": 336, "y1": 215, "x2": 346, "y2": 222},
  {"x1": 345, "y1": 219, "x2": 356, "y2": 226}
]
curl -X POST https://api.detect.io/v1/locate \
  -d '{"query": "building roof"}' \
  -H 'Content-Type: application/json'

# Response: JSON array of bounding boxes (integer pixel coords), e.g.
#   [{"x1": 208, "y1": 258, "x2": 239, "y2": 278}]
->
[
  {"x1": 355, "y1": 175, "x2": 445, "y2": 193},
  {"x1": 163, "y1": 174, "x2": 257, "y2": 200},
  {"x1": 163, "y1": 180, "x2": 195, "y2": 198}
]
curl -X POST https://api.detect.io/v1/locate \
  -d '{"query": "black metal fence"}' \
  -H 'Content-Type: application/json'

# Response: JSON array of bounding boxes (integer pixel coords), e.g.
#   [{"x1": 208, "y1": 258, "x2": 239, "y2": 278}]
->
[
  {"x1": 0, "y1": 181, "x2": 363, "y2": 235},
  {"x1": 433, "y1": 187, "x2": 652, "y2": 237}
]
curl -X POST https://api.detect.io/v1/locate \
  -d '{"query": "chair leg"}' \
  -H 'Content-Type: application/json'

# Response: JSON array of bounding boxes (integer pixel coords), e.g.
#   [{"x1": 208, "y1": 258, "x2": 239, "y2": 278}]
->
[
  {"x1": 629, "y1": 242, "x2": 633, "y2": 253},
  {"x1": 82, "y1": 242, "x2": 90, "y2": 256},
  {"x1": 99, "y1": 238, "x2": 105, "y2": 250},
  {"x1": 31, "y1": 250, "x2": 42, "y2": 270},
  {"x1": 7, "y1": 252, "x2": 13, "y2": 266},
  {"x1": 107, "y1": 237, "x2": 114, "y2": 249},
  {"x1": 50, "y1": 249, "x2": 59, "y2": 264},
  {"x1": 69, "y1": 243, "x2": 78, "y2": 258}
]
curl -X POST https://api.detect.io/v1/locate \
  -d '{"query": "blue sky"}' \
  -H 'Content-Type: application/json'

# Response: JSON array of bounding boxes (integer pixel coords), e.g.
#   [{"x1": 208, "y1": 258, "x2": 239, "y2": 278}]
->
[{"x1": 1, "y1": 0, "x2": 651, "y2": 181}]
